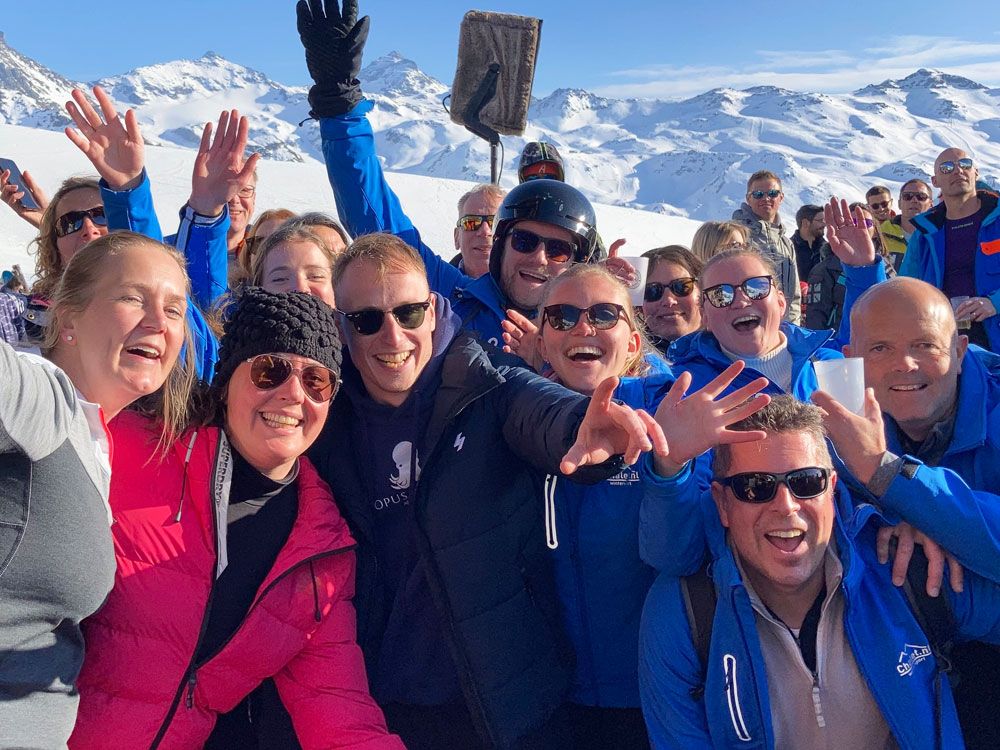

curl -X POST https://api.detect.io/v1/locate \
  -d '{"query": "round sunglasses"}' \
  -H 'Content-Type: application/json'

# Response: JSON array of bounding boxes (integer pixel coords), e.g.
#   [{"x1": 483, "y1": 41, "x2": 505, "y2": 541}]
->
[
  {"x1": 644, "y1": 277, "x2": 696, "y2": 302},
  {"x1": 542, "y1": 302, "x2": 627, "y2": 331},
  {"x1": 247, "y1": 354, "x2": 340, "y2": 403},
  {"x1": 702, "y1": 275, "x2": 773, "y2": 308},
  {"x1": 716, "y1": 467, "x2": 830, "y2": 504},
  {"x1": 336, "y1": 300, "x2": 432, "y2": 336}
]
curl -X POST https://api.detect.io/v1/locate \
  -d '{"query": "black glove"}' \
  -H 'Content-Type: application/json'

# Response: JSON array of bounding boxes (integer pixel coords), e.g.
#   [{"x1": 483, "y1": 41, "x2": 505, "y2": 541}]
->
[{"x1": 296, "y1": 0, "x2": 371, "y2": 118}]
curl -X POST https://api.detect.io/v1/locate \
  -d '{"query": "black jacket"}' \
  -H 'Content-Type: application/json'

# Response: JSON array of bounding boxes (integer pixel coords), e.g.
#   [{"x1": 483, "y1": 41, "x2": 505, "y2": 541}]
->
[
  {"x1": 791, "y1": 230, "x2": 828, "y2": 280},
  {"x1": 310, "y1": 331, "x2": 620, "y2": 749}
]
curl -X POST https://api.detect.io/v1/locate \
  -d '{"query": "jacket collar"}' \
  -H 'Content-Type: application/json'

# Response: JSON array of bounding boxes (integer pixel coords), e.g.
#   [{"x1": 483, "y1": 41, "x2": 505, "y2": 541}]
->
[
  {"x1": 669, "y1": 323, "x2": 833, "y2": 370},
  {"x1": 912, "y1": 190, "x2": 1000, "y2": 234}
]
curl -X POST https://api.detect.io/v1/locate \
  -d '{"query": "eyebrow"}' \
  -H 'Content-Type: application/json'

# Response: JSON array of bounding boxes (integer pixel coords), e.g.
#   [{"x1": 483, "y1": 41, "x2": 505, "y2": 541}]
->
[
  {"x1": 120, "y1": 283, "x2": 187, "y2": 305},
  {"x1": 267, "y1": 264, "x2": 331, "y2": 273}
]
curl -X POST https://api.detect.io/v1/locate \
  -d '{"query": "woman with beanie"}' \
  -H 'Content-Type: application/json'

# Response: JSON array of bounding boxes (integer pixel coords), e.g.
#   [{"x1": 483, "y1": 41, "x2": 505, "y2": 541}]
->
[{"x1": 70, "y1": 288, "x2": 402, "y2": 750}]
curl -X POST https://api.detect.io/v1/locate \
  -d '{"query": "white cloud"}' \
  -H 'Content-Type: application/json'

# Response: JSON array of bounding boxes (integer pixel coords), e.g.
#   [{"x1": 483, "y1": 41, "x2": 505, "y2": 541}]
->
[{"x1": 595, "y1": 35, "x2": 1000, "y2": 100}]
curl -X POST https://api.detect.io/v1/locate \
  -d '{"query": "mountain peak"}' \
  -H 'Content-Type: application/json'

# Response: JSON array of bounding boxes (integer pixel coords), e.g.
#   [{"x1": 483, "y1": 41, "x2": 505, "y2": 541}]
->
[
  {"x1": 856, "y1": 68, "x2": 987, "y2": 96},
  {"x1": 359, "y1": 52, "x2": 447, "y2": 100}
]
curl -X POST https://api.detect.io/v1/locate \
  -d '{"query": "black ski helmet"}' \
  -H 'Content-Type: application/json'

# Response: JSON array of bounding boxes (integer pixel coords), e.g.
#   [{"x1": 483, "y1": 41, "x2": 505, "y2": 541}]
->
[
  {"x1": 518, "y1": 141, "x2": 565, "y2": 183},
  {"x1": 488, "y1": 180, "x2": 599, "y2": 281}
]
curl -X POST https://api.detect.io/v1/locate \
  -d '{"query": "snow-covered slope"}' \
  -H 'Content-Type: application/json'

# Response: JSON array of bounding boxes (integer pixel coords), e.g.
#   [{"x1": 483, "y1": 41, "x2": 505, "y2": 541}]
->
[
  {"x1": 3, "y1": 32, "x2": 1000, "y2": 228},
  {"x1": 0, "y1": 123, "x2": 700, "y2": 276}
]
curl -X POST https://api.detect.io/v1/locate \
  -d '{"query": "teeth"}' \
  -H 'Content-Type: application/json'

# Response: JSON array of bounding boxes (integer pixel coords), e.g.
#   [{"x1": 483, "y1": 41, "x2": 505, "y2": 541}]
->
[
  {"x1": 734, "y1": 315, "x2": 759, "y2": 324},
  {"x1": 261, "y1": 412, "x2": 301, "y2": 427},
  {"x1": 128, "y1": 345, "x2": 160, "y2": 358},
  {"x1": 889, "y1": 384, "x2": 923, "y2": 391},
  {"x1": 767, "y1": 530, "x2": 804, "y2": 538},
  {"x1": 567, "y1": 345, "x2": 605, "y2": 359},
  {"x1": 376, "y1": 352, "x2": 411, "y2": 369},
  {"x1": 520, "y1": 270, "x2": 548, "y2": 283}
]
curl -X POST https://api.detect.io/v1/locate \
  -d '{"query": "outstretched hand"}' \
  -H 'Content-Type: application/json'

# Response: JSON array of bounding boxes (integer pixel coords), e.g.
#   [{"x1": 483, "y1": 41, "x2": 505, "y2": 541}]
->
[
  {"x1": 65, "y1": 86, "x2": 145, "y2": 190},
  {"x1": 651, "y1": 361, "x2": 771, "y2": 477},
  {"x1": 501, "y1": 309, "x2": 545, "y2": 371},
  {"x1": 188, "y1": 110, "x2": 261, "y2": 217},
  {"x1": 560, "y1": 376, "x2": 666, "y2": 474},
  {"x1": 824, "y1": 197, "x2": 876, "y2": 267},
  {"x1": 1, "y1": 168, "x2": 48, "y2": 228}
]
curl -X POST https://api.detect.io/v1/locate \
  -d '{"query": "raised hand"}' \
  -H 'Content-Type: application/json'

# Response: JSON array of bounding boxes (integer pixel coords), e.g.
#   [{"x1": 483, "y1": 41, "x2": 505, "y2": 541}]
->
[
  {"x1": 811, "y1": 387, "x2": 886, "y2": 485},
  {"x1": 560, "y1": 376, "x2": 665, "y2": 474},
  {"x1": 824, "y1": 197, "x2": 876, "y2": 267},
  {"x1": 1, "y1": 168, "x2": 48, "y2": 228},
  {"x1": 296, "y1": 0, "x2": 371, "y2": 117},
  {"x1": 501, "y1": 308, "x2": 545, "y2": 371},
  {"x1": 602, "y1": 237, "x2": 638, "y2": 289},
  {"x1": 64, "y1": 86, "x2": 144, "y2": 190},
  {"x1": 651, "y1": 361, "x2": 771, "y2": 477},
  {"x1": 188, "y1": 110, "x2": 261, "y2": 217}
]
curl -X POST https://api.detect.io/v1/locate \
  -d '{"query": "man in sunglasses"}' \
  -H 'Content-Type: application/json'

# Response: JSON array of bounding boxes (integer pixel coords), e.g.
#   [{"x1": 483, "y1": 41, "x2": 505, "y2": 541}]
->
[
  {"x1": 732, "y1": 170, "x2": 802, "y2": 324},
  {"x1": 304, "y1": 232, "x2": 658, "y2": 749},
  {"x1": 640, "y1": 395, "x2": 1000, "y2": 749},
  {"x1": 881, "y1": 179, "x2": 933, "y2": 271},
  {"x1": 865, "y1": 185, "x2": 896, "y2": 224},
  {"x1": 901, "y1": 147, "x2": 1000, "y2": 351},
  {"x1": 790, "y1": 203, "x2": 828, "y2": 280},
  {"x1": 447, "y1": 183, "x2": 506, "y2": 279},
  {"x1": 297, "y1": 0, "x2": 602, "y2": 350}
]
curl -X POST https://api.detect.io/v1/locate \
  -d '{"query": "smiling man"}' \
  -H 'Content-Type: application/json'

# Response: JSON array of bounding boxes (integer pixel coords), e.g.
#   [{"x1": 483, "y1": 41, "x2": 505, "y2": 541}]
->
[
  {"x1": 305, "y1": 232, "x2": 657, "y2": 750},
  {"x1": 900, "y1": 148, "x2": 1000, "y2": 351},
  {"x1": 639, "y1": 396, "x2": 1000, "y2": 750},
  {"x1": 732, "y1": 170, "x2": 801, "y2": 323}
]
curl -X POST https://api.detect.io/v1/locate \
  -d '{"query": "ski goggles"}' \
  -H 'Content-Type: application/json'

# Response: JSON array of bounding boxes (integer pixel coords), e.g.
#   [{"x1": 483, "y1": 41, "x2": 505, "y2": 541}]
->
[
  {"x1": 644, "y1": 277, "x2": 696, "y2": 302},
  {"x1": 938, "y1": 158, "x2": 974, "y2": 174},
  {"x1": 337, "y1": 300, "x2": 431, "y2": 336},
  {"x1": 749, "y1": 189, "x2": 782, "y2": 200},
  {"x1": 457, "y1": 214, "x2": 495, "y2": 232},
  {"x1": 542, "y1": 302, "x2": 626, "y2": 331},
  {"x1": 508, "y1": 228, "x2": 576, "y2": 263},
  {"x1": 246, "y1": 353, "x2": 339, "y2": 403},
  {"x1": 55, "y1": 206, "x2": 107, "y2": 237},
  {"x1": 716, "y1": 467, "x2": 830, "y2": 504},
  {"x1": 702, "y1": 276, "x2": 773, "y2": 308}
]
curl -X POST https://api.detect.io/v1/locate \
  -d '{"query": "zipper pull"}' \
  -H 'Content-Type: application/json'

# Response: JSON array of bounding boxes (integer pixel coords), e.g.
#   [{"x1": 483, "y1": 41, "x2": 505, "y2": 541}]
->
[
  {"x1": 185, "y1": 672, "x2": 197, "y2": 709},
  {"x1": 811, "y1": 673, "x2": 825, "y2": 728}
]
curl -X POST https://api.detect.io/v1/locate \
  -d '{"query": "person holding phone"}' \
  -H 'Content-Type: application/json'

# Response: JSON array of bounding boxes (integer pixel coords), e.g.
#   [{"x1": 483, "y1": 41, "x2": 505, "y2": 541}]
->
[{"x1": 0, "y1": 158, "x2": 48, "y2": 227}]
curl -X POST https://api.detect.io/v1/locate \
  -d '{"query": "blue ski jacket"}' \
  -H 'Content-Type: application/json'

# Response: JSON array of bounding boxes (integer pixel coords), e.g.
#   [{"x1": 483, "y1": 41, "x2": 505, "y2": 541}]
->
[
  {"x1": 900, "y1": 190, "x2": 1000, "y2": 351},
  {"x1": 318, "y1": 100, "x2": 509, "y2": 347},
  {"x1": 639, "y1": 477, "x2": 1000, "y2": 749},
  {"x1": 548, "y1": 355, "x2": 673, "y2": 708}
]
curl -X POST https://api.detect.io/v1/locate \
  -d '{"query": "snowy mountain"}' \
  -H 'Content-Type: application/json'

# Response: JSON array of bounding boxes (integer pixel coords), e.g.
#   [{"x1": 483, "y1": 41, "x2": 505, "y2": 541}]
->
[{"x1": 2, "y1": 31, "x2": 1000, "y2": 227}]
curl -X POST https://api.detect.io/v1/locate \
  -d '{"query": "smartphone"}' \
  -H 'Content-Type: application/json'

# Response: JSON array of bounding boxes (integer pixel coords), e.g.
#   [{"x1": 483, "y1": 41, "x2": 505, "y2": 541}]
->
[{"x1": 0, "y1": 158, "x2": 40, "y2": 211}]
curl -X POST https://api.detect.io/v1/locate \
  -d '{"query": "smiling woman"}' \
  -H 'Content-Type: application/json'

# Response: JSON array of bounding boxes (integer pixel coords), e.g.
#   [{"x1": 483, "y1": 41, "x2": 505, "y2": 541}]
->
[
  {"x1": 69, "y1": 287, "x2": 402, "y2": 749},
  {"x1": 0, "y1": 231, "x2": 193, "y2": 749}
]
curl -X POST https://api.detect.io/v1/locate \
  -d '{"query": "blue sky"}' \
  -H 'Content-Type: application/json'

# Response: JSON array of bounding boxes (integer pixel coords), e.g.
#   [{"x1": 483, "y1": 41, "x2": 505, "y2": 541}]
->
[{"x1": 5, "y1": 1, "x2": 1000, "y2": 98}]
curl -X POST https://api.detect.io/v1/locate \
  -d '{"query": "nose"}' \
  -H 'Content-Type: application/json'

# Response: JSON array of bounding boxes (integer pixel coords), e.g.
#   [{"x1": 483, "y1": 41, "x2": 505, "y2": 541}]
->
[
  {"x1": 277, "y1": 369, "x2": 307, "y2": 403},
  {"x1": 290, "y1": 275, "x2": 311, "y2": 295},
  {"x1": 770, "y1": 483, "x2": 802, "y2": 515},
  {"x1": 891, "y1": 350, "x2": 919, "y2": 373},
  {"x1": 377, "y1": 311, "x2": 410, "y2": 345},
  {"x1": 141, "y1": 303, "x2": 169, "y2": 332},
  {"x1": 79, "y1": 217, "x2": 105, "y2": 243}
]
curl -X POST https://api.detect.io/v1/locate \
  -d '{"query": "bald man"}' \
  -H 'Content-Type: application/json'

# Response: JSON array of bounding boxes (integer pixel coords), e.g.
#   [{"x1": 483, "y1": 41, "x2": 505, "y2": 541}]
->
[
  {"x1": 900, "y1": 147, "x2": 1000, "y2": 351},
  {"x1": 819, "y1": 277, "x2": 1000, "y2": 748}
]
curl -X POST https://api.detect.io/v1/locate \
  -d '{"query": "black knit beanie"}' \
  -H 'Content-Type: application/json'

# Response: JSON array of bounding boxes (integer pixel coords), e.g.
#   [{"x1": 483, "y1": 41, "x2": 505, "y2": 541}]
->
[{"x1": 212, "y1": 288, "x2": 342, "y2": 390}]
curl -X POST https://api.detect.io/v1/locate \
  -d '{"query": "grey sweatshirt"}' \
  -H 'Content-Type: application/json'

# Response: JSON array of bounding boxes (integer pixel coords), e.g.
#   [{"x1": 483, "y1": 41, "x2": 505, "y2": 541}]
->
[
  {"x1": 733, "y1": 203, "x2": 802, "y2": 324},
  {"x1": 0, "y1": 343, "x2": 116, "y2": 750}
]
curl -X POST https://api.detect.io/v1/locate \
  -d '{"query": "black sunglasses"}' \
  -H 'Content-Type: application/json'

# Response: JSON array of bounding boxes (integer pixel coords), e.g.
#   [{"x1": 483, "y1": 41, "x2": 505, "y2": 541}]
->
[
  {"x1": 509, "y1": 228, "x2": 576, "y2": 263},
  {"x1": 56, "y1": 206, "x2": 107, "y2": 237},
  {"x1": 457, "y1": 214, "x2": 496, "y2": 232},
  {"x1": 542, "y1": 302, "x2": 626, "y2": 332},
  {"x1": 337, "y1": 300, "x2": 431, "y2": 336},
  {"x1": 868, "y1": 200, "x2": 891, "y2": 211},
  {"x1": 938, "y1": 158, "x2": 974, "y2": 174},
  {"x1": 750, "y1": 189, "x2": 781, "y2": 200},
  {"x1": 716, "y1": 467, "x2": 830, "y2": 504},
  {"x1": 901, "y1": 191, "x2": 931, "y2": 202},
  {"x1": 644, "y1": 277, "x2": 696, "y2": 302},
  {"x1": 702, "y1": 276, "x2": 773, "y2": 308},
  {"x1": 247, "y1": 354, "x2": 339, "y2": 403}
]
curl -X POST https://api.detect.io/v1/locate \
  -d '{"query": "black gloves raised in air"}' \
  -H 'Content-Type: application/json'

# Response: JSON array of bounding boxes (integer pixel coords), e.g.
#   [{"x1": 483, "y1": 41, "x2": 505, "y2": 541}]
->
[{"x1": 296, "y1": 0, "x2": 371, "y2": 118}]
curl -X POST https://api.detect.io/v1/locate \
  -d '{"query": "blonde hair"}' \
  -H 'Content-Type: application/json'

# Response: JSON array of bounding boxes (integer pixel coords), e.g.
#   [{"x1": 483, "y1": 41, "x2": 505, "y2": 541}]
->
[
  {"x1": 241, "y1": 208, "x2": 297, "y2": 277},
  {"x1": 691, "y1": 221, "x2": 750, "y2": 263},
  {"x1": 538, "y1": 263, "x2": 656, "y2": 377},
  {"x1": 456, "y1": 183, "x2": 506, "y2": 215},
  {"x1": 250, "y1": 224, "x2": 336, "y2": 287},
  {"x1": 31, "y1": 177, "x2": 102, "y2": 298},
  {"x1": 699, "y1": 246, "x2": 779, "y2": 287},
  {"x1": 44, "y1": 232, "x2": 197, "y2": 451},
  {"x1": 333, "y1": 232, "x2": 427, "y2": 289}
]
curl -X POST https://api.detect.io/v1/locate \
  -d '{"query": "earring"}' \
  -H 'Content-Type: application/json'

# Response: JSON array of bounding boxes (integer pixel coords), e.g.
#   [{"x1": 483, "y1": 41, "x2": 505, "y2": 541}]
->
[{"x1": 65, "y1": 334, "x2": 74, "y2": 342}]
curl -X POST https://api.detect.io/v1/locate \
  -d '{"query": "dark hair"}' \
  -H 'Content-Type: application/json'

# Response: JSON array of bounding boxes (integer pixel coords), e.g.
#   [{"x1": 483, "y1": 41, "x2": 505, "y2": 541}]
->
[
  {"x1": 746, "y1": 170, "x2": 781, "y2": 191},
  {"x1": 643, "y1": 245, "x2": 703, "y2": 279},
  {"x1": 795, "y1": 204, "x2": 823, "y2": 226},
  {"x1": 865, "y1": 185, "x2": 891, "y2": 200},
  {"x1": 712, "y1": 395, "x2": 832, "y2": 476}
]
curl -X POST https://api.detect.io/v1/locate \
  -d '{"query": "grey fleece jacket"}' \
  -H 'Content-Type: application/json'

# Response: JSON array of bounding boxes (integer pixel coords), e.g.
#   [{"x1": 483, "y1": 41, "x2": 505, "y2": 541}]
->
[
  {"x1": 0, "y1": 342, "x2": 116, "y2": 750},
  {"x1": 732, "y1": 203, "x2": 802, "y2": 323}
]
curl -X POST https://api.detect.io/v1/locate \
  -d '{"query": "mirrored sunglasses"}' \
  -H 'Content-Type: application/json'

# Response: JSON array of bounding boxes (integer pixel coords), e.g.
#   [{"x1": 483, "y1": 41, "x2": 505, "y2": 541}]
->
[
  {"x1": 56, "y1": 206, "x2": 107, "y2": 237},
  {"x1": 939, "y1": 158, "x2": 974, "y2": 174},
  {"x1": 702, "y1": 275, "x2": 773, "y2": 308},
  {"x1": 750, "y1": 189, "x2": 782, "y2": 200},
  {"x1": 716, "y1": 467, "x2": 830, "y2": 503},
  {"x1": 457, "y1": 214, "x2": 496, "y2": 232},
  {"x1": 247, "y1": 353, "x2": 339, "y2": 403}
]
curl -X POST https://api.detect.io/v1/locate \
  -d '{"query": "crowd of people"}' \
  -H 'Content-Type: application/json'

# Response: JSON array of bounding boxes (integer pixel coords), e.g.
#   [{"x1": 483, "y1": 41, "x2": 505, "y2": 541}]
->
[{"x1": 3, "y1": 1, "x2": 1000, "y2": 749}]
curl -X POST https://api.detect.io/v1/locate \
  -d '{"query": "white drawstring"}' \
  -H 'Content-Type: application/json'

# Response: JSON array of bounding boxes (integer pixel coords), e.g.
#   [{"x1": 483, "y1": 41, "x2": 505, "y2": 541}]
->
[{"x1": 544, "y1": 474, "x2": 559, "y2": 549}]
